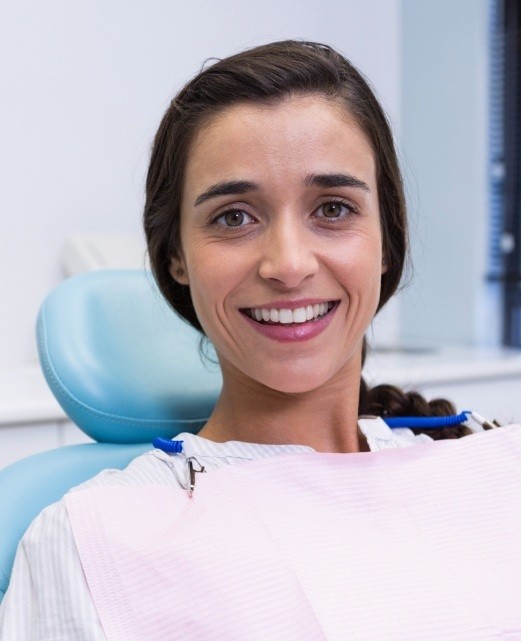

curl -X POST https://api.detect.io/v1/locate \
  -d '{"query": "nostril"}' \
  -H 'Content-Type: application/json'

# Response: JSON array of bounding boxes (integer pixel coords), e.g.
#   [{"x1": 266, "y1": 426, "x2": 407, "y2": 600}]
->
[{"x1": 258, "y1": 244, "x2": 319, "y2": 286}]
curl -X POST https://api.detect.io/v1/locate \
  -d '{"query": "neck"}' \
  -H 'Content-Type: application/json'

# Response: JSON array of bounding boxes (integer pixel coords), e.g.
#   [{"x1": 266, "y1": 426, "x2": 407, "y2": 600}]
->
[{"x1": 197, "y1": 359, "x2": 366, "y2": 454}]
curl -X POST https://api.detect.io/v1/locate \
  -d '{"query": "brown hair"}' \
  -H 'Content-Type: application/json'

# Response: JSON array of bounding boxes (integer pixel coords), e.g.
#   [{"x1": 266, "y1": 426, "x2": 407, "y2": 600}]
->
[{"x1": 143, "y1": 40, "x2": 470, "y2": 439}]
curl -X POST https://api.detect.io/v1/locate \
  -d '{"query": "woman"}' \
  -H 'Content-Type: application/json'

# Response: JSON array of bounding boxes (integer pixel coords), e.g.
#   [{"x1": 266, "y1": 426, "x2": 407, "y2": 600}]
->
[{"x1": 1, "y1": 40, "x2": 520, "y2": 640}]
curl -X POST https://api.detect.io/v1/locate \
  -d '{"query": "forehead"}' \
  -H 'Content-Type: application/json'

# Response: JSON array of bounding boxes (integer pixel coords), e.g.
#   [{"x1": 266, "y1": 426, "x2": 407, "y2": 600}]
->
[{"x1": 183, "y1": 95, "x2": 377, "y2": 201}]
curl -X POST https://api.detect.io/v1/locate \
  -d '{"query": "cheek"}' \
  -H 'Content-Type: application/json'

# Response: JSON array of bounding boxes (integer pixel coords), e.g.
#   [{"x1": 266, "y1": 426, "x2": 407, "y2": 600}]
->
[
  {"x1": 332, "y1": 233, "x2": 383, "y2": 288},
  {"x1": 343, "y1": 259, "x2": 383, "y2": 308},
  {"x1": 182, "y1": 243, "x2": 243, "y2": 328}
]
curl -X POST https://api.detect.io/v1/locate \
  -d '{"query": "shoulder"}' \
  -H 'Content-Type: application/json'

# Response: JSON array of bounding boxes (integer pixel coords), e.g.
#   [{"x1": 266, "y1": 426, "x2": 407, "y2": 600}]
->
[
  {"x1": 68, "y1": 448, "x2": 185, "y2": 493},
  {"x1": 14, "y1": 448, "x2": 183, "y2": 570},
  {"x1": 12, "y1": 449, "x2": 181, "y2": 555},
  {"x1": 0, "y1": 500, "x2": 106, "y2": 640}
]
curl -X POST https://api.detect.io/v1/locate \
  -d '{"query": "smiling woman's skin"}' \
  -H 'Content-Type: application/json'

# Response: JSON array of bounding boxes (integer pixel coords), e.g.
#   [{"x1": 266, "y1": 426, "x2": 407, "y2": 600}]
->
[{"x1": 170, "y1": 95, "x2": 385, "y2": 453}]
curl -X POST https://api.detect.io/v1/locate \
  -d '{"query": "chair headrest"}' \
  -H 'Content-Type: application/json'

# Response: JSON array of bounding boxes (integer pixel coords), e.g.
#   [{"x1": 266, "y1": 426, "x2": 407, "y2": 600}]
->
[{"x1": 37, "y1": 270, "x2": 222, "y2": 443}]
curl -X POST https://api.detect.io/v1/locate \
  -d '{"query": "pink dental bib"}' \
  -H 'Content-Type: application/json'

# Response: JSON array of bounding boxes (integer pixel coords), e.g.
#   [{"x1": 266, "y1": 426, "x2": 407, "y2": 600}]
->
[{"x1": 66, "y1": 426, "x2": 521, "y2": 640}]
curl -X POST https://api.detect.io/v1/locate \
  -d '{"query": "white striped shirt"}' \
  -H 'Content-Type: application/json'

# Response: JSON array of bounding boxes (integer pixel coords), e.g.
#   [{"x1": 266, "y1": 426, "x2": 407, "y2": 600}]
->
[{"x1": 0, "y1": 422, "x2": 431, "y2": 640}]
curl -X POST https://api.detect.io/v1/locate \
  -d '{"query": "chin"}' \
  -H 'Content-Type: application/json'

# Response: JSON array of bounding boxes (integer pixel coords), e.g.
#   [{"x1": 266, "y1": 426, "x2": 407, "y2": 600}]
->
[{"x1": 255, "y1": 367, "x2": 335, "y2": 396}]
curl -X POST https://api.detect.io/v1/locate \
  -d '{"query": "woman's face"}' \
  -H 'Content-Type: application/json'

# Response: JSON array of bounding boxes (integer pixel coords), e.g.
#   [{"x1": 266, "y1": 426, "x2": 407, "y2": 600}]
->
[{"x1": 172, "y1": 94, "x2": 385, "y2": 394}]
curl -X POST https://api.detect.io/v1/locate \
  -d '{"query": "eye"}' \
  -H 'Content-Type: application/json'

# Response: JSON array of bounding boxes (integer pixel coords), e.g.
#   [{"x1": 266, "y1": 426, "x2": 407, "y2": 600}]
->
[
  {"x1": 215, "y1": 209, "x2": 255, "y2": 228},
  {"x1": 314, "y1": 200, "x2": 356, "y2": 220}
]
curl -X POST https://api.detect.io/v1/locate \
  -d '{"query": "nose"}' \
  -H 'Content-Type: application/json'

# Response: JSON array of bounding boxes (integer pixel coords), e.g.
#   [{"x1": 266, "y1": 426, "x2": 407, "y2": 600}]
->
[{"x1": 258, "y1": 216, "x2": 319, "y2": 288}]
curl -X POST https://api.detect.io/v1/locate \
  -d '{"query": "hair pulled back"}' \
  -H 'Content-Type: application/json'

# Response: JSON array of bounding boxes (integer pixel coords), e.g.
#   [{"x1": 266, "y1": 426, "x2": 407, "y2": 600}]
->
[{"x1": 143, "y1": 39, "x2": 470, "y2": 439}]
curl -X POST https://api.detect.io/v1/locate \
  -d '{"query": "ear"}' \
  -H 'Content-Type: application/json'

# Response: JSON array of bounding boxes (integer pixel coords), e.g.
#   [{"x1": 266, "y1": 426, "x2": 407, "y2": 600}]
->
[
  {"x1": 169, "y1": 254, "x2": 190, "y2": 286},
  {"x1": 381, "y1": 254, "x2": 388, "y2": 275}
]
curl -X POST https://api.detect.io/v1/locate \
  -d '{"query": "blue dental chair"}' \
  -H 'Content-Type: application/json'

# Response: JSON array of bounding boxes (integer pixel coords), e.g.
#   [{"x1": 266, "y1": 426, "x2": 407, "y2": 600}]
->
[{"x1": 0, "y1": 270, "x2": 222, "y2": 602}]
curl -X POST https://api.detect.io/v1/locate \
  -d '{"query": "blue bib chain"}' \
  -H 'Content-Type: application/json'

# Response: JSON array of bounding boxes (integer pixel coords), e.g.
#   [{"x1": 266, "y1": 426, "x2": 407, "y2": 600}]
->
[
  {"x1": 152, "y1": 412, "x2": 475, "y2": 455},
  {"x1": 152, "y1": 437, "x2": 184, "y2": 453},
  {"x1": 382, "y1": 411, "x2": 471, "y2": 429}
]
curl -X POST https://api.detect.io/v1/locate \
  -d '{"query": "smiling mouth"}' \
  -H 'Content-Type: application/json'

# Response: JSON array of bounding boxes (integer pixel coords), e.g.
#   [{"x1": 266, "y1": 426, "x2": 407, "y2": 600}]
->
[{"x1": 242, "y1": 301, "x2": 338, "y2": 325}]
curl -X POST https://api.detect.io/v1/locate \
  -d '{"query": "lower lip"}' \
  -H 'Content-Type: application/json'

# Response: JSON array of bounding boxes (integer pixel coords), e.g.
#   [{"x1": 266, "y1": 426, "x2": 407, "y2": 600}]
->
[{"x1": 240, "y1": 304, "x2": 339, "y2": 343}]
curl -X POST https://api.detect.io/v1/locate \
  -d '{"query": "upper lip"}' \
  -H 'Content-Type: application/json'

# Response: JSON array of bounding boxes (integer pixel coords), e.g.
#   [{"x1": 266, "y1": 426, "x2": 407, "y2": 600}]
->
[{"x1": 241, "y1": 299, "x2": 338, "y2": 311}]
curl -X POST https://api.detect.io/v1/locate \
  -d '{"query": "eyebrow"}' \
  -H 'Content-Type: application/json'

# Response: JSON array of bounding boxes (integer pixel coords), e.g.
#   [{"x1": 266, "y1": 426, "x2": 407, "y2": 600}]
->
[
  {"x1": 194, "y1": 180, "x2": 259, "y2": 207},
  {"x1": 304, "y1": 172, "x2": 370, "y2": 192},
  {"x1": 193, "y1": 172, "x2": 370, "y2": 207}
]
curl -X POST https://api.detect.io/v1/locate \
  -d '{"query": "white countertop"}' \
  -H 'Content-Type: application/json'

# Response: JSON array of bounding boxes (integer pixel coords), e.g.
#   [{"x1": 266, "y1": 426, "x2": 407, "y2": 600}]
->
[
  {"x1": 0, "y1": 365, "x2": 66, "y2": 425},
  {"x1": 62, "y1": 233, "x2": 149, "y2": 276},
  {"x1": 363, "y1": 344, "x2": 521, "y2": 388}
]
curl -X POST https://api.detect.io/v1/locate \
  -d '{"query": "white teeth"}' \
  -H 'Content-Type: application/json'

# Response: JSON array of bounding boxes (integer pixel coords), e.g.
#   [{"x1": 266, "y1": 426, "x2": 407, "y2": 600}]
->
[
  {"x1": 278, "y1": 309, "x2": 293, "y2": 324},
  {"x1": 293, "y1": 308, "x2": 307, "y2": 323},
  {"x1": 248, "y1": 302, "x2": 335, "y2": 324}
]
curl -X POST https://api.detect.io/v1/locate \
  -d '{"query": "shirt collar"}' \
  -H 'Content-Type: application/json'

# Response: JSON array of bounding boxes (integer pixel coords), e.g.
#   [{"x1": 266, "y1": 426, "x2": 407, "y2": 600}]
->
[{"x1": 174, "y1": 431, "x2": 315, "y2": 461}]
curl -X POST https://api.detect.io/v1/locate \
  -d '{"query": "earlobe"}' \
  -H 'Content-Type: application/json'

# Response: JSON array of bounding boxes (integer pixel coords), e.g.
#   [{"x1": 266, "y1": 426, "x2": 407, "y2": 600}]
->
[{"x1": 169, "y1": 256, "x2": 190, "y2": 285}]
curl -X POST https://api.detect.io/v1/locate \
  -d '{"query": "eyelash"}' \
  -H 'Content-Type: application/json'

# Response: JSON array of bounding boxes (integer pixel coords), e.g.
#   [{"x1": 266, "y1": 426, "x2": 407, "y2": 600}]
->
[
  {"x1": 212, "y1": 208, "x2": 256, "y2": 230},
  {"x1": 314, "y1": 199, "x2": 358, "y2": 223},
  {"x1": 211, "y1": 198, "x2": 358, "y2": 230}
]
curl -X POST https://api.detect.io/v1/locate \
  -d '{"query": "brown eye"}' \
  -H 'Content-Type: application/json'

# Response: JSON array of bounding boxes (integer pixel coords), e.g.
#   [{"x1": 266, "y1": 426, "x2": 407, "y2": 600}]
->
[
  {"x1": 322, "y1": 202, "x2": 344, "y2": 218},
  {"x1": 315, "y1": 201, "x2": 355, "y2": 221},
  {"x1": 224, "y1": 211, "x2": 244, "y2": 226},
  {"x1": 216, "y1": 210, "x2": 254, "y2": 227}
]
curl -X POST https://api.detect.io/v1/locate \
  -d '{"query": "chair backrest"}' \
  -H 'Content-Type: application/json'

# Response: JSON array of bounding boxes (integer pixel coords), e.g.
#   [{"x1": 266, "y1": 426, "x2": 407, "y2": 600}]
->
[
  {"x1": 0, "y1": 269, "x2": 222, "y2": 602},
  {"x1": 38, "y1": 269, "x2": 222, "y2": 442}
]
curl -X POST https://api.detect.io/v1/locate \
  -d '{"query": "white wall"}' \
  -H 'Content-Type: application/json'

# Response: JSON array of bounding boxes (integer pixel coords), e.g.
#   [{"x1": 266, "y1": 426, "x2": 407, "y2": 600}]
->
[
  {"x1": 399, "y1": 0, "x2": 491, "y2": 346},
  {"x1": 0, "y1": 0, "x2": 402, "y2": 370}
]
